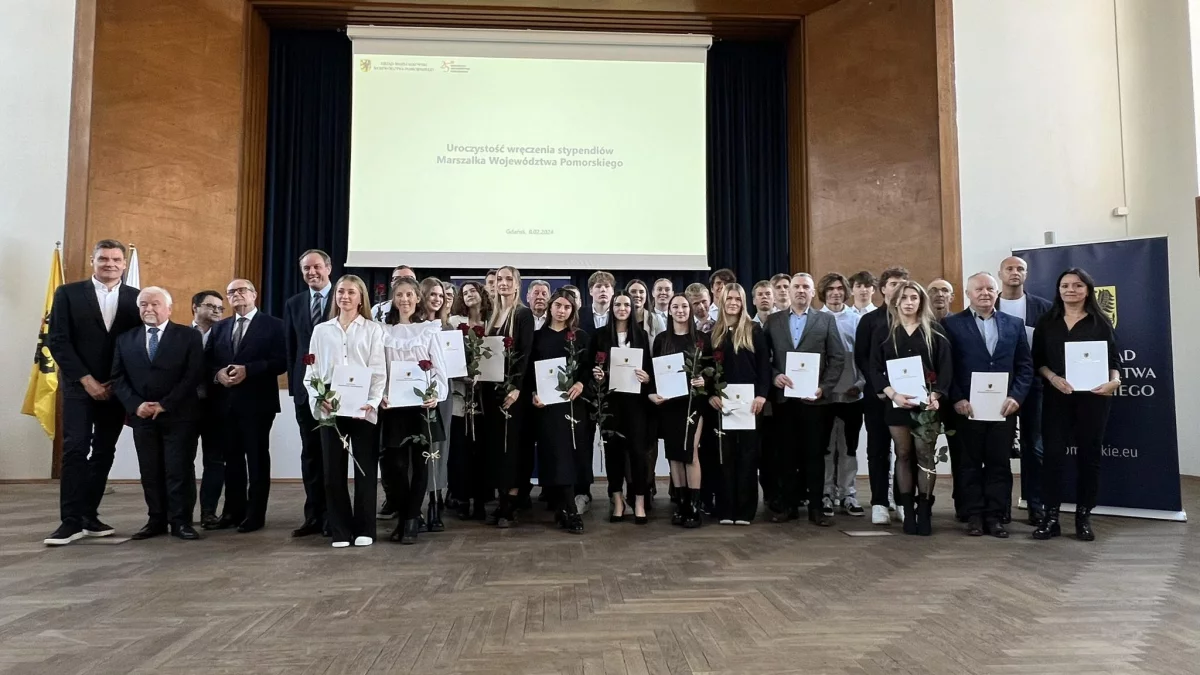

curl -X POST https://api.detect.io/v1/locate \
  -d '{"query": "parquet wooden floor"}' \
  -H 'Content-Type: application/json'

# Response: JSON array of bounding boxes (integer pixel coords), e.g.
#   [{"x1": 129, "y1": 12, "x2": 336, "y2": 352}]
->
[{"x1": 1, "y1": 480, "x2": 1197, "y2": 675}]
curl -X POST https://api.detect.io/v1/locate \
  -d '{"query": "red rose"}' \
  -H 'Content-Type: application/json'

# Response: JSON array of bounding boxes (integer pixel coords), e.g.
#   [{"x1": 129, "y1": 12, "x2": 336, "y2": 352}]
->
[
  {"x1": 695, "y1": 340, "x2": 704, "y2": 352},
  {"x1": 303, "y1": 353, "x2": 316, "y2": 366},
  {"x1": 419, "y1": 359, "x2": 433, "y2": 372},
  {"x1": 566, "y1": 330, "x2": 577, "y2": 342},
  {"x1": 713, "y1": 349, "x2": 725, "y2": 364},
  {"x1": 374, "y1": 283, "x2": 386, "y2": 296},
  {"x1": 503, "y1": 336, "x2": 514, "y2": 349},
  {"x1": 925, "y1": 370, "x2": 937, "y2": 384},
  {"x1": 473, "y1": 325, "x2": 486, "y2": 338},
  {"x1": 595, "y1": 352, "x2": 607, "y2": 365},
  {"x1": 457, "y1": 322, "x2": 469, "y2": 335}
]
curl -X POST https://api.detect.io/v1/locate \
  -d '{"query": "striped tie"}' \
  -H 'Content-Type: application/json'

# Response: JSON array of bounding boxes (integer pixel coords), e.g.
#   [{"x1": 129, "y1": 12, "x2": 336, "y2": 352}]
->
[{"x1": 311, "y1": 292, "x2": 322, "y2": 325}]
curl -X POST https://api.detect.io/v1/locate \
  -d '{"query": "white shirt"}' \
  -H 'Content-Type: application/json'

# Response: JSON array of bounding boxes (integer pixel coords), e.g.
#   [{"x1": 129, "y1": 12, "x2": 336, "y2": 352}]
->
[
  {"x1": 708, "y1": 304, "x2": 720, "y2": 322},
  {"x1": 191, "y1": 322, "x2": 211, "y2": 348},
  {"x1": 998, "y1": 296, "x2": 1027, "y2": 323},
  {"x1": 382, "y1": 320, "x2": 450, "y2": 406},
  {"x1": 304, "y1": 315, "x2": 387, "y2": 424},
  {"x1": 144, "y1": 322, "x2": 167, "y2": 356},
  {"x1": 532, "y1": 312, "x2": 547, "y2": 330},
  {"x1": 821, "y1": 305, "x2": 864, "y2": 399},
  {"x1": 854, "y1": 303, "x2": 877, "y2": 315},
  {"x1": 93, "y1": 277, "x2": 121, "y2": 331},
  {"x1": 591, "y1": 308, "x2": 610, "y2": 329},
  {"x1": 616, "y1": 331, "x2": 628, "y2": 347},
  {"x1": 650, "y1": 309, "x2": 669, "y2": 338}
]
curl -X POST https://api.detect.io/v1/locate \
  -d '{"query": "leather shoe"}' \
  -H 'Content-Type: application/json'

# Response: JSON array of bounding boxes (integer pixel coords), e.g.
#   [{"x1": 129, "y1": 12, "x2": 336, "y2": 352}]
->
[
  {"x1": 770, "y1": 507, "x2": 799, "y2": 523},
  {"x1": 967, "y1": 516, "x2": 984, "y2": 536},
  {"x1": 131, "y1": 523, "x2": 167, "y2": 540},
  {"x1": 171, "y1": 524, "x2": 201, "y2": 540},
  {"x1": 292, "y1": 520, "x2": 323, "y2": 538},
  {"x1": 987, "y1": 520, "x2": 1009, "y2": 539},
  {"x1": 236, "y1": 520, "x2": 264, "y2": 533},
  {"x1": 206, "y1": 515, "x2": 238, "y2": 531},
  {"x1": 807, "y1": 510, "x2": 833, "y2": 527},
  {"x1": 200, "y1": 513, "x2": 221, "y2": 529}
]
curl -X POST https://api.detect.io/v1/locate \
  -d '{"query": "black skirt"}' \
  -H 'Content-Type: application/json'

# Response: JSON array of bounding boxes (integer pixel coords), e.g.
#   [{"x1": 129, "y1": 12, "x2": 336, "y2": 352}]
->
[
  {"x1": 534, "y1": 399, "x2": 592, "y2": 487},
  {"x1": 660, "y1": 394, "x2": 702, "y2": 464},
  {"x1": 380, "y1": 406, "x2": 446, "y2": 449}
]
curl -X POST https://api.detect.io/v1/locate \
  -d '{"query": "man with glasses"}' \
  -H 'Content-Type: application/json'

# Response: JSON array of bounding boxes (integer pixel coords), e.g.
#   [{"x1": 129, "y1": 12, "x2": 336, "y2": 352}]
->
[
  {"x1": 206, "y1": 279, "x2": 286, "y2": 533},
  {"x1": 191, "y1": 290, "x2": 226, "y2": 528}
]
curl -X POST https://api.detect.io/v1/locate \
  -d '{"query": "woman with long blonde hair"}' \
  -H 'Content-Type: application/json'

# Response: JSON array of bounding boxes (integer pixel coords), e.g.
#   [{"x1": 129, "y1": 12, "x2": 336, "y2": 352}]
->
[
  {"x1": 708, "y1": 284, "x2": 771, "y2": 525},
  {"x1": 869, "y1": 280, "x2": 952, "y2": 535}
]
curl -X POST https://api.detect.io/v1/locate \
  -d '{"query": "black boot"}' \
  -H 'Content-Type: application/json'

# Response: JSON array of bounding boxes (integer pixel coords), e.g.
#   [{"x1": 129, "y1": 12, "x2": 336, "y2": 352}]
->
[
  {"x1": 916, "y1": 494, "x2": 933, "y2": 536},
  {"x1": 427, "y1": 492, "x2": 445, "y2": 533},
  {"x1": 390, "y1": 518, "x2": 420, "y2": 544},
  {"x1": 672, "y1": 486, "x2": 688, "y2": 526},
  {"x1": 684, "y1": 492, "x2": 702, "y2": 528},
  {"x1": 1075, "y1": 506, "x2": 1095, "y2": 541},
  {"x1": 900, "y1": 493, "x2": 917, "y2": 535},
  {"x1": 495, "y1": 495, "x2": 515, "y2": 529},
  {"x1": 1032, "y1": 506, "x2": 1061, "y2": 540}
]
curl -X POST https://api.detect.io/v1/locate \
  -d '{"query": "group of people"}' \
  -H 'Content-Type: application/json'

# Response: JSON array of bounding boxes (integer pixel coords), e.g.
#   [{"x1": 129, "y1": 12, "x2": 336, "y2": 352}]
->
[{"x1": 43, "y1": 238, "x2": 1121, "y2": 548}]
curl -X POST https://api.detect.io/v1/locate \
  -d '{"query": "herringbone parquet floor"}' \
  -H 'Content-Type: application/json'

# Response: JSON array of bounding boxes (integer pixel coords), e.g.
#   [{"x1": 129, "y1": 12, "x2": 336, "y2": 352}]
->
[{"x1": 1, "y1": 480, "x2": 1197, "y2": 675}]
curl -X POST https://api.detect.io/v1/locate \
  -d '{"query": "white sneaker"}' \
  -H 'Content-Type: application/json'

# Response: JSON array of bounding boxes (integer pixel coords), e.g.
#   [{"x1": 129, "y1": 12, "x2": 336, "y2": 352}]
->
[
  {"x1": 332, "y1": 541, "x2": 350, "y2": 548},
  {"x1": 871, "y1": 505, "x2": 890, "y2": 525},
  {"x1": 718, "y1": 519, "x2": 734, "y2": 525},
  {"x1": 734, "y1": 520, "x2": 751, "y2": 526},
  {"x1": 896, "y1": 505, "x2": 906, "y2": 522},
  {"x1": 575, "y1": 494, "x2": 591, "y2": 515},
  {"x1": 353, "y1": 536, "x2": 373, "y2": 547}
]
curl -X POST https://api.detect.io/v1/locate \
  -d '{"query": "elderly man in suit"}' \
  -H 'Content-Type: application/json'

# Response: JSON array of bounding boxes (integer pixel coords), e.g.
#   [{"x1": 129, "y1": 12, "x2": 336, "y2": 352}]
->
[
  {"x1": 207, "y1": 279, "x2": 287, "y2": 533},
  {"x1": 943, "y1": 272, "x2": 1034, "y2": 538},
  {"x1": 111, "y1": 287, "x2": 205, "y2": 540},
  {"x1": 284, "y1": 249, "x2": 333, "y2": 537},
  {"x1": 44, "y1": 239, "x2": 142, "y2": 546},
  {"x1": 764, "y1": 273, "x2": 846, "y2": 527}
]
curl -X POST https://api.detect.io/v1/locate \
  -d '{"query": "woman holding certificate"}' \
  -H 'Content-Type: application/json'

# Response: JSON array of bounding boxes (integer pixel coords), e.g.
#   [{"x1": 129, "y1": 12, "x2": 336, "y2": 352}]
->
[
  {"x1": 708, "y1": 284, "x2": 770, "y2": 526},
  {"x1": 870, "y1": 280, "x2": 952, "y2": 535},
  {"x1": 1031, "y1": 268, "x2": 1120, "y2": 542},
  {"x1": 304, "y1": 275, "x2": 386, "y2": 548},
  {"x1": 484, "y1": 266, "x2": 535, "y2": 528},
  {"x1": 651, "y1": 294, "x2": 711, "y2": 528},
  {"x1": 447, "y1": 281, "x2": 493, "y2": 521},
  {"x1": 379, "y1": 278, "x2": 448, "y2": 545},
  {"x1": 418, "y1": 277, "x2": 452, "y2": 533},
  {"x1": 591, "y1": 292, "x2": 652, "y2": 524},
  {"x1": 530, "y1": 290, "x2": 593, "y2": 534}
]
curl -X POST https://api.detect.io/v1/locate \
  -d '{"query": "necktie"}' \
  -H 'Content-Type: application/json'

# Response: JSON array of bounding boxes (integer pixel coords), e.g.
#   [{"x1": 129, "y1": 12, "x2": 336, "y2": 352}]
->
[
  {"x1": 311, "y1": 293, "x2": 322, "y2": 325},
  {"x1": 233, "y1": 317, "x2": 247, "y2": 353},
  {"x1": 147, "y1": 326, "x2": 159, "y2": 361}
]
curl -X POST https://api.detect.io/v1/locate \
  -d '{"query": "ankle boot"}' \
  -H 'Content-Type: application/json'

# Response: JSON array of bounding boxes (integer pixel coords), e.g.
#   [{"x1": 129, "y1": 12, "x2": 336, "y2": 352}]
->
[
  {"x1": 495, "y1": 496, "x2": 515, "y2": 529},
  {"x1": 672, "y1": 486, "x2": 688, "y2": 526},
  {"x1": 1075, "y1": 506, "x2": 1095, "y2": 541},
  {"x1": 1033, "y1": 506, "x2": 1061, "y2": 540},
  {"x1": 900, "y1": 494, "x2": 917, "y2": 535},
  {"x1": 427, "y1": 492, "x2": 445, "y2": 532},
  {"x1": 684, "y1": 493, "x2": 703, "y2": 529},
  {"x1": 916, "y1": 495, "x2": 933, "y2": 536}
]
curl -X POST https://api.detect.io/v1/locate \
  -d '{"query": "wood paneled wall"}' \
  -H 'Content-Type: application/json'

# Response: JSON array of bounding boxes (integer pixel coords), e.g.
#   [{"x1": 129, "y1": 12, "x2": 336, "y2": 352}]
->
[{"x1": 803, "y1": 0, "x2": 959, "y2": 298}]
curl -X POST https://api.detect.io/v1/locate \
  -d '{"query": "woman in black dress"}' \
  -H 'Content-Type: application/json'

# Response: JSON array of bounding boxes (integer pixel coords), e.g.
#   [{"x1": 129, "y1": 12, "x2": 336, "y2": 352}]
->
[
  {"x1": 1032, "y1": 268, "x2": 1121, "y2": 542},
  {"x1": 591, "y1": 292, "x2": 653, "y2": 523},
  {"x1": 650, "y1": 294, "x2": 711, "y2": 528},
  {"x1": 707, "y1": 284, "x2": 771, "y2": 525},
  {"x1": 530, "y1": 290, "x2": 593, "y2": 534},
  {"x1": 448, "y1": 281, "x2": 493, "y2": 520},
  {"x1": 870, "y1": 280, "x2": 952, "y2": 536},
  {"x1": 484, "y1": 265, "x2": 535, "y2": 528}
]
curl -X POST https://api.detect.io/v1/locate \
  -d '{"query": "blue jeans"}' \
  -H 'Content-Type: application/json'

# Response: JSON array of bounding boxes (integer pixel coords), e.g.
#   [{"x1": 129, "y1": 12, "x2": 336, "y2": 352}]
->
[{"x1": 1018, "y1": 386, "x2": 1044, "y2": 511}]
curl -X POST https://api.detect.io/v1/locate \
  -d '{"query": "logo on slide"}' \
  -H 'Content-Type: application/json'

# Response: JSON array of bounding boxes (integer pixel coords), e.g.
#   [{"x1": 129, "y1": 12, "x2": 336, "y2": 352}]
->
[
  {"x1": 1095, "y1": 285, "x2": 1117, "y2": 328},
  {"x1": 360, "y1": 59, "x2": 372, "y2": 73},
  {"x1": 440, "y1": 60, "x2": 471, "y2": 74}
]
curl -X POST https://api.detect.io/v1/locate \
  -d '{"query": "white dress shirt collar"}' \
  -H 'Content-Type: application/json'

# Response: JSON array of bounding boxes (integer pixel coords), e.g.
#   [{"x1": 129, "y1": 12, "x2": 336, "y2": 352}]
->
[
  {"x1": 92, "y1": 276, "x2": 121, "y2": 293},
  {"x1": 234, "y1": 307, "x2": 258, "y2": 323}
]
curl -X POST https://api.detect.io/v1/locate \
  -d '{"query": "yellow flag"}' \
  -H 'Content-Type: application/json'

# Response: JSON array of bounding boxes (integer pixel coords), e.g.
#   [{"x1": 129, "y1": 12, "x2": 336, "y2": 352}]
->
[{"x1": 21, "y1": 247, "x2": 64, "y2": 439}]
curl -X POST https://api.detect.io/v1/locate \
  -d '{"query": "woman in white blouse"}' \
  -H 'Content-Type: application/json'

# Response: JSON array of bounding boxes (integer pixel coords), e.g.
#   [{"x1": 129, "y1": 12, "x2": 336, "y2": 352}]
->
[
  {"x1": 304, "y1": 275, "x2": 386, "y2": 549},
  {"x1": 379, "y1": 277, "x2": 449, "y2": 544}
]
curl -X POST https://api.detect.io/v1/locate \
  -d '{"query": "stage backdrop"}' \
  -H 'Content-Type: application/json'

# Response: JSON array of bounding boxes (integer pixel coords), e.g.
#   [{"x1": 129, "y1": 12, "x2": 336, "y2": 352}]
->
[{"x1": 1014, "y1": 237, "x2": 1184, "y2": 520}]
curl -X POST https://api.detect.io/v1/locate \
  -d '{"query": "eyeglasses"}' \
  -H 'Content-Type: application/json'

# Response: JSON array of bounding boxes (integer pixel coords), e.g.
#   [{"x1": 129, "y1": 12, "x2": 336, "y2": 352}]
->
[
  {"x1": 199, "y1": 303, "x2": 223, "y2": 312},
  {"x1": 227, "y1": 287, "x2": 254, "y2": 297}
]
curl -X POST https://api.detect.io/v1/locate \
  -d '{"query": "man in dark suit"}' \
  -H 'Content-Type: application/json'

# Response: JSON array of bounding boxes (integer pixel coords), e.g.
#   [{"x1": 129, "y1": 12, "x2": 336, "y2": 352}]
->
[
  {"x1": 998, "y1": 255, "x2": 1053, "y2": 524},
  {"x1": 207, "y1": 278, "x2": 287, "y2": 533},
  {"x1": 943, "y1": 272, "x2": 1034, "y2": 538},
  {"x1": 283, "y1": 249, "x2": 332, "y2": 537},
  {"x1": 44, "y1": 239, "x2": 142, "y2": 546},
  {"x1": 111, "y1": 287, "x2": 205, "y2": 540},
  {"x1": 190, "y1": 290, "x2": 225, "y2": 527},
  {"x1": 764, "y1": 273, "x2": 846, "y2": 527},
  {"x1": 577, "y1": 270, "x2": 614, "y2": 337}
]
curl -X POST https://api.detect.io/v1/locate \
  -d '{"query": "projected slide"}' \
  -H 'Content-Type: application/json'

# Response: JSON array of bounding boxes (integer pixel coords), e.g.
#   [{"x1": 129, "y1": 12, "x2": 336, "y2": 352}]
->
[{"x1": 346, "y1": 28, "x2": 710, "y2": 270}]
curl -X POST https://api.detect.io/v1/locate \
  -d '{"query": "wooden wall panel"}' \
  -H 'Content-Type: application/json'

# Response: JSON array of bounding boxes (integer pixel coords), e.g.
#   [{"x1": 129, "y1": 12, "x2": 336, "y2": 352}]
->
[
  {"x1": 803, "y1": 0, "x2": 944, "y2": 293},
  {"x1": 87, "y1": 0, "x2": 248, "y2": 321},
  {"x1": 237, "y1": 7, "x2": 271, "y2": 290}
]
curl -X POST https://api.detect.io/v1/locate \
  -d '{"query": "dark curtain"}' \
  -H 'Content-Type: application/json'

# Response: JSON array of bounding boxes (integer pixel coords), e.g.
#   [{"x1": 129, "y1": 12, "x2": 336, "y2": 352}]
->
[{"x1": 262, "y1": 31, "x2": 790, "y2": 315}]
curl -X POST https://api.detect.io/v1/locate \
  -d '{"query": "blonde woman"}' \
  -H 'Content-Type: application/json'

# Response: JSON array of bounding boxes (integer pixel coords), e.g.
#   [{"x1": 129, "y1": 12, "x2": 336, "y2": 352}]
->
[
  {"x1": 707, "y1": 284, "x2": 771, "y2": 525},
  {"x1": 304, "y1": 275, "x2": 386, "y2": 548},
  {"x1": 418, "y1": 277, "x2": 452, "y2": 532},
  {"x1": 869, "y1": 280, "x2": 952, "y2": 536}
]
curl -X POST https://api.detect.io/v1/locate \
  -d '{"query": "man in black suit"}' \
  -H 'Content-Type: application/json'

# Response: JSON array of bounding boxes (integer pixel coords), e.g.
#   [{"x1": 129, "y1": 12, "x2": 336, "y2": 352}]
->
[
  {"x1": 111, "y1": 287, "x2": 205, "y2": 540},
  {"x1": 207, "y1": 278, "x2": 287, "y2": 533},
  {"x1": 44, "y1": 239, "x2": 141, "y2": 546},
  {"x1": 191, "y1": 290, "x2": 225, "y2": 527},
  {"x1": 283, "y1": 249, "x2": 332, "y2": 537},
  {"x1": 764, "y1": 273, "x2": 846, "y2": 527},
  {"x1": 577, "y1": 270, "x2": 614, "y2": 337}
]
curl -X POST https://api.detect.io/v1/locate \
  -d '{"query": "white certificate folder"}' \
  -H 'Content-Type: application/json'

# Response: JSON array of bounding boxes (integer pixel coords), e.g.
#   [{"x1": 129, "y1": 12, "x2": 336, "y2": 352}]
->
[
  {"x1": 332, "y1": 365, "x2": 371, "y2": 418},
  {"x1": 652, "y1": 353, "x2": 687, "y2": 400},
  {"x1": 784, "y1": 352, "x2": 821, "y2": 399},
  {"x1": 608, "y1": 347, "x2": 643, "y2": 394},
  {"x1": 969, "y1": 372, "x2": 1008, "y2": 422},
  {"x1": 886, "y1": 356, "x2": 928, "y2": 407},
  {"x1": 1064, "y1": 341, "x2": 1109, "y2": 391}
]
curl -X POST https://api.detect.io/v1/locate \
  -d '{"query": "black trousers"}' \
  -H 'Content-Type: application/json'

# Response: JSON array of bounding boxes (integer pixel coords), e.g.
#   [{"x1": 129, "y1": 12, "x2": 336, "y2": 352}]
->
[
  {"x1": 759, "y1": 410, "x2": 780, "y2": 505},
  {"x1": 320, "y1": 419, "x2": 378, "y2": 542},
  {"x1": 132, "y1": 417, "x2": 198, "y2": 527},
  {"x1": 862, "y1": 396, "x2": 893, "y2": 507},
  {"x1": 294, "y1": 402, "x2": 326, "y2": 525},
  {"x1": 779, "y1": 402, "x2": 831, "y2": 511},
  {"x1": 60, "y1": 394, "x2": 125, "y2": 523},
  {"x1": 382, "y1": 444, "x2": 429, "y2": 520},
  {"x1": 604, "y1": 431, "x2": 648, "y2": 497},
  {"x1": 221, "y1": 408, "x2": 274, "y2": 525},
  {"x1": 717, "y1": 430, "x2": 759, "y2": 522},
  {"x1": 1042, "y1": 390, "x2": 1111, "y2": 510},
  {"x1": 958, "y1": 417, "x2": 1017, "y2": 520},
  {"x1": 197, "y1": 397, "x2": 224, "y2": 517}
]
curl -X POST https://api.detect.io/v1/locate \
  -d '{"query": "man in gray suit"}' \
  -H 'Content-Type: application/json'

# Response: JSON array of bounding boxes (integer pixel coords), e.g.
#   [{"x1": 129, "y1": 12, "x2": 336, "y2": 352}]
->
[{"x1": 763, "y1": 273, "x2": 846, "y2": 526}]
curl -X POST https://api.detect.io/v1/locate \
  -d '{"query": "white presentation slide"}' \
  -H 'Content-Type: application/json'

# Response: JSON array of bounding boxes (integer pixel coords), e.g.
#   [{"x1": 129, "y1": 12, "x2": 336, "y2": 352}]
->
[{"x1": 346, "y1": 27, "x2": 711, "y2": 270}]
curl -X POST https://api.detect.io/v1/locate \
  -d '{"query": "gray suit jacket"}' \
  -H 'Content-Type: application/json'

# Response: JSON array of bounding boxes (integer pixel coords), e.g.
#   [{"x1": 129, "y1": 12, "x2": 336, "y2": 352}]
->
[{"x1": 763, "y1": 307, "x2": 846, "y2": 404}]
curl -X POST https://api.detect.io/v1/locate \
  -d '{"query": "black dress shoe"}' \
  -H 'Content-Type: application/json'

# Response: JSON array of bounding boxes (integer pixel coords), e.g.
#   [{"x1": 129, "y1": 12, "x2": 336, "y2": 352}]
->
[
  {"x1": 171, "y1": 524, "x2": 201, "y2": 540},
  {"x1": 207, "y1": 515, "x2": 239, "y2": 530},
  {"x1": 967, "y1": 516, "x2": 985, "y2": 537},
  {"x1": 808, "y1": 510, "x2": 833, "y2": 527},
  {"x1": 292, "y1": 520, "x2": 323, "y2": 537},
  {"x1": 987, "y1": 520, "x2": 1009, "y2": 539},
  {"x1": 1027, "y1": 508, "x2": 1045, "y2": 527},
  {"x1": 82, "y1": 516, "x2": 115, "y2": 537},
  {"x1": 236, "y1": 520, "x2": 264, "y2": 533},
  {"x1": 770, "y1": 507, "x2": 799, "y2": 523},
  {"x1": 566, "y1": 514, "x2": 585, "y2": 534},
  {"x1": 999, "y1": 512, "x2": 1012, "y2": 525},
  {"x1": 131, "y1": 523, "x2": 167, "y2": 540},
  {"x1": 200, "y1": 513, "x2": 221, "y2": 529},
  {"x1": 399, "y1": 518, "x2": 419, "y2": 544}
]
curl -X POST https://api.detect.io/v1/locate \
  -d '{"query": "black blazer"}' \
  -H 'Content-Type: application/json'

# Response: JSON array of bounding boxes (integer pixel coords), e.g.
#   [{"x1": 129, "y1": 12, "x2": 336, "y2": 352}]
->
[
  {"x1": 283, "y1": 288, "x2": 330, "y2": 402},
  {"x1": 578, "y1": 306, "x2": 610, "y2": 336},
  {"x1": 111, "y1": 322, "x2": 204, "y2": 424},
  {"x1": 853, "y1": 307, "x2": 890, "y2": 394},
  {"x1": 47, "y1": 279, "x2": 141, "y2": 396},
  {"x1": 206, "y1": 310, "x2": 287, "y2": 416}
]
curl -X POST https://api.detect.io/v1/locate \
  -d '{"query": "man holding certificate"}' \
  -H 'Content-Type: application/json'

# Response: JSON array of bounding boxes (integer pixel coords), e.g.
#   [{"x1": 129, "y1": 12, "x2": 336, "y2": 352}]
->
[
  {"x1": 943, "y1": 273, "x2": 1033, "y2": 538},
  {"x1": 763, "y1": 273, "x2": 846, "y2": 527}
]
